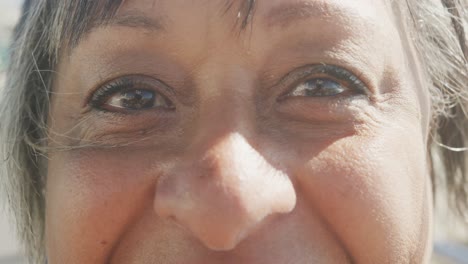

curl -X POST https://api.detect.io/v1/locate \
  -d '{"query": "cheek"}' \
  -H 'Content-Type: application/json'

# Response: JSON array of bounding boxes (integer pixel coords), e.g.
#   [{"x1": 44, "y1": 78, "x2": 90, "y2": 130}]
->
[
  {"x1": 294, "y1": 123, "x2": 431, "y2": 263},
  {"x1": 45, "y1": 149, "x2": 161, "y2": 263}
]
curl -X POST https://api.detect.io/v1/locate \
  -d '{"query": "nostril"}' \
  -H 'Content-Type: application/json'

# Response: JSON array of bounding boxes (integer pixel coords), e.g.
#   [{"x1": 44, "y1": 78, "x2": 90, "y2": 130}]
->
[{"x1": 153, "y1": 133, "x2": 297, "y2": 251}]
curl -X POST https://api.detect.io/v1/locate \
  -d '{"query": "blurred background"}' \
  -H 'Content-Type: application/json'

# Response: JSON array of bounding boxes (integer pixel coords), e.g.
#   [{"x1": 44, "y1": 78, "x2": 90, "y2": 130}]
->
[
  {"x1": 0, "y1": 1, "x2": 467, "y2": 263},
  {"x1": 0, "y1": 2, "x2": 25, "y2": 264}
]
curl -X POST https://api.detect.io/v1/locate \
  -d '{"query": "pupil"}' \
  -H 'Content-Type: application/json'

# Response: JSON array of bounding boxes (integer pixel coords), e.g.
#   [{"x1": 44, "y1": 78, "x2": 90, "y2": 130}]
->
[
  {"x1": 305, "y1": 79, "x2": 343, "y2": 97},
  {"x1": 120, "y1": 90, "x2": 154, "y2": 109}
]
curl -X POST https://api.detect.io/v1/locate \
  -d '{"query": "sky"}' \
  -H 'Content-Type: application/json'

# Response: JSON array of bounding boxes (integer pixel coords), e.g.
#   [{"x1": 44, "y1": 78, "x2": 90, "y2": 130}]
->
[
  {"x1": 0, "y1": 0, "x2": 22, "y2": 69},
  {"x1": 0, "y1": 0, "x2": 21, "y2": 29}
]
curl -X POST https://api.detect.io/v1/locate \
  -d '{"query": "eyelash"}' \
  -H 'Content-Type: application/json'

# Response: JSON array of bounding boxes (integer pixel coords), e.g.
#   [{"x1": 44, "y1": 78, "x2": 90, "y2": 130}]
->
[
  {"x1": 278, "y1": 64, "x2": 370, "y2": 100},
  {"x1": 88, "y1": 76, "x2": 173, "y2": 111},
  {"x1": 88, "y1": 64, "x2": 368, "y2": 112}
]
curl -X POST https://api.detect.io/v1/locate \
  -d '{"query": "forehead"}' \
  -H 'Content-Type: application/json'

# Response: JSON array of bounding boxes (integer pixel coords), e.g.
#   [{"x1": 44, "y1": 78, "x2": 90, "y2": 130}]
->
[
  {"x1": 64, "y1": 0, "x2": 408, "y2": 93},
  {"x1": 67, "y1": 0, "x2": 402, "y2": 69},
  {"x1": 68, "y1": 0, "x2": 398, "y2": 47},
  {"x1": 112, "y1": 0, "x2": 396, "y2": 29},
  {"x1": 71, "y1": 0, "x2": 402, "y2": 79}
]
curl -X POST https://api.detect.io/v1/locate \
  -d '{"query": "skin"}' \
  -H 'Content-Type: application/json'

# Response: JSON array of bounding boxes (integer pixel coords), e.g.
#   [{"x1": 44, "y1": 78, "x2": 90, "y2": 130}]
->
[{"x1": 46, "y1": 0, "x2": 433, "y2": 263}]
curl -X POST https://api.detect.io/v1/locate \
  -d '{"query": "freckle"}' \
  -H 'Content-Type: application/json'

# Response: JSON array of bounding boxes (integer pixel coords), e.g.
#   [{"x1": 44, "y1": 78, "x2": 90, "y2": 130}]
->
[{"x1": 100, "y1": 240, "x2": 108, "y2": 246}]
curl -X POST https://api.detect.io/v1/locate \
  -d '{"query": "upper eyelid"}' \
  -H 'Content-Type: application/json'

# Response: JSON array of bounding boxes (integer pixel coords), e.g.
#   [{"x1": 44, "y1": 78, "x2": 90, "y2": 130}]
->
[
  {"x1": 275, "y1": 64, "x2": 371, "y2": 95},
  {"x1": 85, "y1": 65, "x2": 370, "y2": 108},
  {"x1": 86, "y1": 75, "x2": 176, "y2": 108}
]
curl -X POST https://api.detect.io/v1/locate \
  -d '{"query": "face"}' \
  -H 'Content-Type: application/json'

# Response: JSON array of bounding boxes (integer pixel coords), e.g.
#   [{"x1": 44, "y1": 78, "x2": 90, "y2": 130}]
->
[{"x1": 46, "y1": 0, "x2": 433, "y2": 263}]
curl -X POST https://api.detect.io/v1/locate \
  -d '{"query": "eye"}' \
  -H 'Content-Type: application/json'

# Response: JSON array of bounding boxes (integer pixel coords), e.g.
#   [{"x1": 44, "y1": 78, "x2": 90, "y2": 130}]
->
[
  {"x1": 279, "y1": 64, "x2": 369, "y2": 100},
  {"x1": 89, "y1": 76, "x2": 175, "y2": 112},
  {"x1": 289, "y1": 78, "x2": 346, "y2": 97},
  {"x1": 106, "y1": 89, "x2": 167, "y2": 110}
]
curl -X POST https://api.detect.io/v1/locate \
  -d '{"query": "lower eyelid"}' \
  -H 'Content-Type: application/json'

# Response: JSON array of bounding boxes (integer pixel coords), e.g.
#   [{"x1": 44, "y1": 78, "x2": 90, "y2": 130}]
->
[
  {"x1": 78, "y1": 109, "x2": 178, "y2": 140},
  {"x1": 275, "y1": 95, "x2": 372, "y2": 125}
]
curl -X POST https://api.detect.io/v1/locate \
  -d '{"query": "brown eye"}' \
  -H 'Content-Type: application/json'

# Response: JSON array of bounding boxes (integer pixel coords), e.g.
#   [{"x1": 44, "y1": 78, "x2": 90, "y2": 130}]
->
[
  {"x1": 105, "y1": 89, "x2": 171, "y2": 110},
  {"x1": 278, "y1": 64, "x2": 370, "y2": 102},
  {"x1": 289, "y1": 78, "x2": 347, "y2": 97},
  {"x1": 89, "y1": 76, "x2": 175, "y2": 112}
]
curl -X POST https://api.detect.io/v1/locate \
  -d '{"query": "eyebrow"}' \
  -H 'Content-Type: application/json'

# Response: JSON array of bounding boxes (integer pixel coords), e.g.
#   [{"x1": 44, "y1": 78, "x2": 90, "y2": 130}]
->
[
  {"x1": 99, "y1": 11, "x2": 165, "y2": 32},
  {"x1": 94, "y1": 1, "x2": 345, "y2": 33},
  {"x1": 264, "y1": 1, "x2": 349, "y2": 29},
  {"x1": 78, "y1": 0, "x2": 362, "y2": 47}
]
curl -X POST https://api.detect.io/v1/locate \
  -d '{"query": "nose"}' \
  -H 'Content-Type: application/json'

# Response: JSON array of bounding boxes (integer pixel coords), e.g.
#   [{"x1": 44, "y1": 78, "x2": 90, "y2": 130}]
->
[{"x1": 154, "y1": 132, "x2": 296, "y2": 251}]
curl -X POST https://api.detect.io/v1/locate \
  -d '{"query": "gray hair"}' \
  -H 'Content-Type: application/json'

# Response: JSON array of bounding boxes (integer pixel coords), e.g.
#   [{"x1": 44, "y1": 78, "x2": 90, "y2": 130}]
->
[{"x1": 0, "y1": 0, "x2": 466, "y2": 262}]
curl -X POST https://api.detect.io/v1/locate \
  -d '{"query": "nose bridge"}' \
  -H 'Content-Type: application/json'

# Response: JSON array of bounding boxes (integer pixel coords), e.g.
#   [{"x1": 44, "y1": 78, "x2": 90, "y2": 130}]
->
[
  {"x1": 195, "y1": 56, "x2": 255, "y2": 104},
  {"x1": 154, "y1": 132, "x2": 296, "y2": 251},
  {"x1": 191, "y1": 58, "x2": 258, "y2": 145}
]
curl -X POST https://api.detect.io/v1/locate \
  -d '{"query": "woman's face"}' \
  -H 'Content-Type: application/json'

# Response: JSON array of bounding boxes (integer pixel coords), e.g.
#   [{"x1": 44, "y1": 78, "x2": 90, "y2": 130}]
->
[{"x1": 46, "y1": 0, "x2": 433, "y2": 263}]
